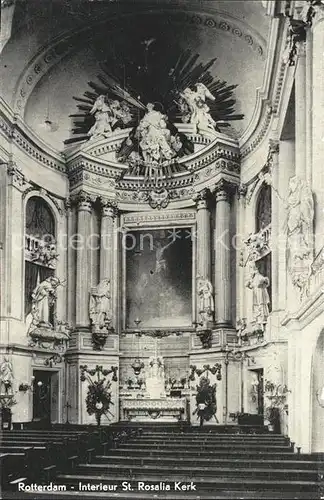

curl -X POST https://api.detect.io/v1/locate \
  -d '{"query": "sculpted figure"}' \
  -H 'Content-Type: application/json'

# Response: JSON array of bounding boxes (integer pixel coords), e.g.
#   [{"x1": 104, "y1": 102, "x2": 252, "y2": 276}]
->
[
  {"x1": 285, "y1": 176, "x2": 314, "y2": 264},
  {"x1": 146, "y1": 356, "x2": 165, "y2": 398},
  {"x1": 246, "y1": 264, "x2": 270, "y2": 327},
  {"x1": 30, "y1": 276, "x2": 62, "y2": 328},
  {"x1": 179, "y1": 83, "x2": 216, "y2": 133},
  {"x1": 136, "y1": 103, "x2": 176, "y2": 163},
  {"x1": 89, "y1": 279, "x2": 112, "y2": 329},
  {"x1": 0, "y1": 357, "x2": 13, "y2": 395},
  {"x1": 197, "y1": 278, "x2": 214, "y2": 326},
  {"x1": 88, "y1": 95, "x2": 112, "y2": 140}
]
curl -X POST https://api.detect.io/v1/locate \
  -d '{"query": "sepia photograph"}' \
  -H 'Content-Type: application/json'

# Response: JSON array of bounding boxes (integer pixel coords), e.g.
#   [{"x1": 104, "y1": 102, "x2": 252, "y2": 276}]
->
[{"x1": 0, "y1": 0, "x2": 323, "y2": 498}]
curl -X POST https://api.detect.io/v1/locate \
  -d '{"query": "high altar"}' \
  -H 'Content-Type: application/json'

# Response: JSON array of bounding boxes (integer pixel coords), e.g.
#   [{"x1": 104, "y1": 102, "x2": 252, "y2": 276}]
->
[{"x1": 120, "y1": 355, "x2": 187, "y2": 422}]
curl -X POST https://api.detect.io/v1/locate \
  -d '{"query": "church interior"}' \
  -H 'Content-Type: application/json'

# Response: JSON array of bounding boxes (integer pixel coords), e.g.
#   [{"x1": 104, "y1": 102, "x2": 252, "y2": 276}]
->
[{"x1": 0, "y1": 0, "x2": 324, "y2": 498}]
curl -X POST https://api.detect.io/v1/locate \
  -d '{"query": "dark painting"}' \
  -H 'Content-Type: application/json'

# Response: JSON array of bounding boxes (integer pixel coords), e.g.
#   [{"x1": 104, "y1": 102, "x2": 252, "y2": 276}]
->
[{"x1": 125, "y1": 228, "x2": 192, "y2": 328}]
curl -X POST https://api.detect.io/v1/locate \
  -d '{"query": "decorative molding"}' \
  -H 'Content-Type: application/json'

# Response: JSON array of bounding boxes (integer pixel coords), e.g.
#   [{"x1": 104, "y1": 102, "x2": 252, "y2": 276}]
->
[
  {"x1": 6, "y1": 162, "x2": 28, "y2": 190},
  {"x1": 122, "y1": 210, "x2": 196, "y2": 226}
]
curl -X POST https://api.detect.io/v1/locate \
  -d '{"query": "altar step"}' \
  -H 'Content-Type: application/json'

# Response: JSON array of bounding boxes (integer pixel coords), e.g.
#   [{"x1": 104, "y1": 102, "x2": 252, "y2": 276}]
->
[
  {"x1": 74, "y1": 462, "x2": 321, "y2": 481},
  {"x1": 54, "y1": 474, "x2": 320, "y2": 493},
  {"x1": 95, "y1": 453, "x2": 324, "y2": 471},
  {"x1": 125, "y1": 436, "x2": 290, "y2": 445},
  {"x1": 116, "y1": 442, "x2": 292, "y2": 452},
  {"x1": 109, "y1": 447, "x2": 315, "y2": 461},
  {"x1": 14, "y1": 426, "x2": 323, "y2": 499}
]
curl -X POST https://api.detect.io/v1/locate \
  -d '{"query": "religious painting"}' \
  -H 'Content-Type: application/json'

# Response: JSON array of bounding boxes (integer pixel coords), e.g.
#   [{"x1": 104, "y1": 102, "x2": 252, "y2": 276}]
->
[{"x1": 125, "y1": 228, "x2": 193, "y2": 328}]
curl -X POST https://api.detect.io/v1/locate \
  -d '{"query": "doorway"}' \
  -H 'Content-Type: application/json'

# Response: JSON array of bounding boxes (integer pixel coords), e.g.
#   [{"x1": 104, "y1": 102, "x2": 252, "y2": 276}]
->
[{"x1": 32, "y1": 370, "x2": 59, "y2": 427}]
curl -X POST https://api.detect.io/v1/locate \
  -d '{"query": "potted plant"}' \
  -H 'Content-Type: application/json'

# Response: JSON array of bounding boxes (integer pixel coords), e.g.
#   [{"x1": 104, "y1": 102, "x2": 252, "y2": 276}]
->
[
  {"x1": 0, "y1": 395, "x2": 17, "y2": 430},
  {"x1": 263, "y1": 380, "x2": 290, "y2": 432}
]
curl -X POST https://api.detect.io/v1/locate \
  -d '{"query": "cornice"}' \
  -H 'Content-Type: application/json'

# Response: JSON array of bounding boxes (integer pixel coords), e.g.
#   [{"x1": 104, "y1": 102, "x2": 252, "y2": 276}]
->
[
  {"x1": 0, "y1": 98, "x2": 66, "y2": 173},
  {"x1": 239, "y1": 16, "x2": 286, "y2": 158}
]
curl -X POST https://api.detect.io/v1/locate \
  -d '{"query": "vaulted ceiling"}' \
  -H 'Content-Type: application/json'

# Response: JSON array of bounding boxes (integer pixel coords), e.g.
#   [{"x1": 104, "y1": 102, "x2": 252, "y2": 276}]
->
[{"x1": 0, "y1": 0, "x2": 271, "y2": 151}]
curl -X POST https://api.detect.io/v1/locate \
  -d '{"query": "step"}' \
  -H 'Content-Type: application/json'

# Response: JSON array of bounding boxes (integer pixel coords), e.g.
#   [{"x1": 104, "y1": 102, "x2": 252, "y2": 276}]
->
[
  {"x1": 128, "y1": 438, "x2": 290, "y2": 446},
  {"x1": 110, "y1": 447, "x2": 298, "y2": 460},
  {"x1": 95, "y1": 454, "x2": 324, "y2": 470},
  {"x1": 136, "y1": 434, "x2": 288, "y2": 442},
  {"x1": 75, "y1": 463, "x2": 320, "y2": 481},
  {"x1": 117, "y1": 442, "x2": 292, "y2": 451},
  {"x1": 5, "y1": 488, "x2": 320, "y2": 499},
  {"x1": 56, "y1": 474, "x2": 320, "y2": 492}
]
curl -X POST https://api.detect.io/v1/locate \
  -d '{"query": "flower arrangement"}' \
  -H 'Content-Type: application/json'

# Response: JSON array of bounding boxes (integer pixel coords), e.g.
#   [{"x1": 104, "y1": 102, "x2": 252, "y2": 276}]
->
[
  {"x1": 80, "y1": 364, "x2": 118, "y2": 426},
  {"x1": 193, "y1": 377, "x2": 218, "y2": 425}
]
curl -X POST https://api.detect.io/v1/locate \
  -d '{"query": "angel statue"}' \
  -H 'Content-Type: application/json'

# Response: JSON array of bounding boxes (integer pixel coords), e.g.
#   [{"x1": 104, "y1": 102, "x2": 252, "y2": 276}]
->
[
  {"x1": 88, "y1": 95, "x2": 113, "y2": 140},
  {"x1": 179, "y1": 83, "x2": 216, "y2": 134},
  {"x1": 197, "y1": 278, "x2": 214, "y2": 327},
  {"x1": 89, "y1": 279, "x2": 112, "y2": 330}
]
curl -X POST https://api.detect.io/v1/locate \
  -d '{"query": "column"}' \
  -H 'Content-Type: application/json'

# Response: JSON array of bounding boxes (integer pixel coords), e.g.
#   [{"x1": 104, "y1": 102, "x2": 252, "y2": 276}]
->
[
  {"x1": 99, "y1": 201, "x2": 117, "y2": 281},
  {"x1": 194, "y1": 188, "x2": 211, "y2": 281},
  {"x1": 75, "y1": 192, "x2": 92, "y2": 328},
  {"x1": 311, "y1": 6, "x2": 324, "y2": 254},
  {"x1": 295, "y1": 41, "x2": 307, "y2": 179},
  {"x1": 214, "y1": 180, "x2": 233, "y2": 327}
]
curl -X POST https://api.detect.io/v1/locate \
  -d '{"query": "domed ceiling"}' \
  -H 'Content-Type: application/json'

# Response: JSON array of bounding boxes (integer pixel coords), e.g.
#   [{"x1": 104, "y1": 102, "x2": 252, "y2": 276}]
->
[{"x1": 0, "y1": 0, "x2": 270, "y2": 151}]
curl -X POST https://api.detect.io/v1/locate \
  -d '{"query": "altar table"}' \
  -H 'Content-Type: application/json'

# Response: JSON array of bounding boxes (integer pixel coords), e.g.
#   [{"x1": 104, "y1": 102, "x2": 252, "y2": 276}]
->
[{"x1": 120, "y1": 398, "x2": 187, "y2": 422}]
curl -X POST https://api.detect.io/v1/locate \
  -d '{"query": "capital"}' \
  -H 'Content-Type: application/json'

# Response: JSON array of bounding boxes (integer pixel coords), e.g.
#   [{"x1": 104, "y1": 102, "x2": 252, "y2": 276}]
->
[
  {"x1": 193, "y1": 188, "x2": 210, "y2": 210},
  {"x1": 76, "y1": 191, "x2": 93, "y2": 212},
  {"x1": 213, "y1": 179, "x2": 235, "y2": 202},
  {"x1": 100, "y1": 198, "x2": 119, "y2": 218}
]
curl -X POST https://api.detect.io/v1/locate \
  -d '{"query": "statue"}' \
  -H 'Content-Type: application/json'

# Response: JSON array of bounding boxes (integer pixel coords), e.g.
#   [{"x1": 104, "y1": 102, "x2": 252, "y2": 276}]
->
[
  {"x1": 89, "y1": 279, "x2": 112, "y2": 330},
  {"x1": 135, "y1": 103, "x2": 177, "y2": 164},
  {"x1": 197, "y1": 278, "x2": 214, "y2": 327},
  {"x1": 31, "y1": 242, "x2": 59, "y2": 268},
  {"x1": 88, "y1": 95, "x2": 113, "y2": 140},
  {"x1": 145, "y1": 356, "x2": 166, "y2": 398},
  {"x1": 246, "y1": 264, "x2": 270, "y2": 328},
  {"x1": 0, "y1": 357, "x2": 13, "y2": 395},
  {"x1": 29, "y1": 276, "x2": 63, "y2": 330},
  {"x1": 285, "y1": 176, "x2": 314, "y2": 265},
  {"x1": 179, "y1": 83, "x2": 216, "y2": 134}
]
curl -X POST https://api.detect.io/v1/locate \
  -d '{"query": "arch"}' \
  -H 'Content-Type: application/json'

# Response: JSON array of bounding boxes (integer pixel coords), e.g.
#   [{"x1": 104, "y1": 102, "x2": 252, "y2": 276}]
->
[
  {"x1": 23, "y1": 192, "x2": 59, "y2": 319},
  {"x1": 255, "y1": 182, "x2": 271, "y2": 232}
]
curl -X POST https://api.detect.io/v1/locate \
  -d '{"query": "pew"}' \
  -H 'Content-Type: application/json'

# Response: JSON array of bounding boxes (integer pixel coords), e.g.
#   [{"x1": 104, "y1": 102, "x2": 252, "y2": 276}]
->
[{"x1": 1, "y1": 426, "x2": 141, "y2": 490}]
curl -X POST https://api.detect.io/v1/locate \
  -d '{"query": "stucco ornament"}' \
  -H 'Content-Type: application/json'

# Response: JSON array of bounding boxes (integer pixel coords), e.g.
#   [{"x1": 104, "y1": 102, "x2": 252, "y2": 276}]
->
[{"x1": 284, "y1": 175, "x2": 314, "y2": 299}]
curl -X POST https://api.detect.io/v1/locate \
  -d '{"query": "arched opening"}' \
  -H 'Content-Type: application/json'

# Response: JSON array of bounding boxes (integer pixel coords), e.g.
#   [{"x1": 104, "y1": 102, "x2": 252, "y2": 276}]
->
[
  {"x1": 24, "y1": 196, "x2": 56, "y2": 319},
  {"x1": 311, "y1": 329, "x2": 324, "y2": 452},
  {"x1": 255, "y1": 183, "x2": 272, "y2": 233}
]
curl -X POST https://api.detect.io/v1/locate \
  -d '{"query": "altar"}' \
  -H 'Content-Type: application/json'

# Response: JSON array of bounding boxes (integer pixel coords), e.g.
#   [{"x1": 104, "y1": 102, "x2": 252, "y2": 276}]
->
[{"x1": 120, "y1": 398, "x2": 187, "y2": 422}]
